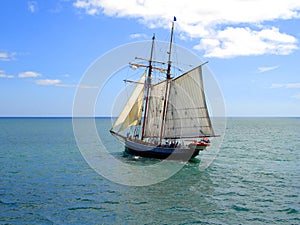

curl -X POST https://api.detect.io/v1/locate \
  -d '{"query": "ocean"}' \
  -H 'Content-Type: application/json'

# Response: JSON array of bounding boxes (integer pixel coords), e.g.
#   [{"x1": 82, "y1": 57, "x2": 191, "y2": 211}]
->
[{"x1": 0, "y1": 117, "x2": 299, "y2": 224}]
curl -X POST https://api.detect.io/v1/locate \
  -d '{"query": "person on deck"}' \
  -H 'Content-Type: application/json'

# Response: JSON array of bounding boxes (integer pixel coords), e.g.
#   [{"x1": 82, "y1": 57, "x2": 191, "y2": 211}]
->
[{"x1": 201, "y1": 137, "x2": 210, "y2": 144}]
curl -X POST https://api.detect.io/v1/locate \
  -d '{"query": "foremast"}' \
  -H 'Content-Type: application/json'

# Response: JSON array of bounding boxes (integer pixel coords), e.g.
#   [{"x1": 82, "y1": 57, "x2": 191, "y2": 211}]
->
[
  {"x1": 128, "y1": 34, "x2": 166, "y2": 140},
  {"x1": 141, "y1": 35, "x2": 155, "y2": 140}
]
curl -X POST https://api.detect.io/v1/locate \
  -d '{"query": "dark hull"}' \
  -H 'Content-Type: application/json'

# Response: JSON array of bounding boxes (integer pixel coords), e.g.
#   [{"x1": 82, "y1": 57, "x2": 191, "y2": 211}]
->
[{"x1": 124, "y1": 139, "x2": 203, "y2": 161}]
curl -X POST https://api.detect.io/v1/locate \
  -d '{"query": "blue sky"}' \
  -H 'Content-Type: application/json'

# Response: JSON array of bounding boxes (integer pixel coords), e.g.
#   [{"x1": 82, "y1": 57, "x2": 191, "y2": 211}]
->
[{"x1": 0, "y1": 0, "x2": 300, "y2": 117}]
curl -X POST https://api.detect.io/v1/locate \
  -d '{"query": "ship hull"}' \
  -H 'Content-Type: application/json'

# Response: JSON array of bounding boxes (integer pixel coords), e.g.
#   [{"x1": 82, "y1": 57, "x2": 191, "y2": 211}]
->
[{"x1": 124, "y1": 139, "x2": 204, "y2": 161}]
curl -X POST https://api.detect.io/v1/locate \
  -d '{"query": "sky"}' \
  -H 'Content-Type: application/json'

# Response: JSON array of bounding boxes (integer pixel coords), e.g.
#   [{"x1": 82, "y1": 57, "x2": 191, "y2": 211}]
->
[{"x1": 0, "y1": 0, "x2": 300, "y2": 117}]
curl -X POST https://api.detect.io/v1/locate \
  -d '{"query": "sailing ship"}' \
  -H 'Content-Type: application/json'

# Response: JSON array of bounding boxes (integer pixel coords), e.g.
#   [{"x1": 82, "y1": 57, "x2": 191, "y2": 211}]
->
[{"x1": 110, "y1": 18, "x2": 216, "y2": 160}]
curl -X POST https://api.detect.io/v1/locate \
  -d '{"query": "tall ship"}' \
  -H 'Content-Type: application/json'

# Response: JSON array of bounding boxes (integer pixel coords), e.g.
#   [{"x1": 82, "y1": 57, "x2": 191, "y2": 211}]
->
[{"x1": 110, "y1": 18, "x2": 216, "y2": 160}]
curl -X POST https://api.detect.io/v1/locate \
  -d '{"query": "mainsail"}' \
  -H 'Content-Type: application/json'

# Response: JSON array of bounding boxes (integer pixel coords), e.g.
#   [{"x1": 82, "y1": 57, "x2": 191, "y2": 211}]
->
[
  {"x1": 144, "y1": 65, "x2": 214, "y2": 139},
  {"x1": 164, "y1": 65, "x2": 214, "y2": 138},
  {"x1": 111, "y1": 72, "x2": 146, "y2": 132}
]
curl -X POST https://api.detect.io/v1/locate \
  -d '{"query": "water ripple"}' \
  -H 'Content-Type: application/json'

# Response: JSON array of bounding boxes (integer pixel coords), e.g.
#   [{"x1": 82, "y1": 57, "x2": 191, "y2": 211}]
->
[{"x1": 0, "y1": 118, "x2": 299, "y2": 224}]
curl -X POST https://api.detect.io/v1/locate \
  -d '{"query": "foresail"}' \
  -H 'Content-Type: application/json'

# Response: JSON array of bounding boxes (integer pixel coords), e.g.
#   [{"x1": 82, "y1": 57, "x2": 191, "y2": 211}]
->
[
  {"x1": 164, "y1": 65, "x2": 214, "y2": 138},
  {"x1": 112, "y1": 72, "x2": 146, "y2": 132}
]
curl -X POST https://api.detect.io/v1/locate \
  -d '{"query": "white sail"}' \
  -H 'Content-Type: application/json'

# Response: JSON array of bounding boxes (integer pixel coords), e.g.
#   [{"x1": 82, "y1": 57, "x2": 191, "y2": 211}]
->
[
  {"x1": 112, "y1": 72, "x2": 146, "y2": 132},
  {"x1": 164, "y1": 65, "x2": 214, "y2": 138},
  {"x1": 143, "y1": 80, "x2": 167, "y2": 138},
  {"x1": 143, "y1": 65, "x2": 214, "y2": 139}
]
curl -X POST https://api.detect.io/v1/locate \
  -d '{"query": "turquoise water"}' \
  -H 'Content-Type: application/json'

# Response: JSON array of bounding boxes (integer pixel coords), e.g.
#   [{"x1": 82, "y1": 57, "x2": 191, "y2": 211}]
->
[{"x1": 0, "y1": 117, "x2": 299, "y2": 224}]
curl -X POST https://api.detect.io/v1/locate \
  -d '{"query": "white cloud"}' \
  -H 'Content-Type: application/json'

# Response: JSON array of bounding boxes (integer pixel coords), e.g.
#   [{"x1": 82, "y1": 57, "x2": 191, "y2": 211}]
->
[
  {"x1": 271, "y1": 83, "x2": 300, "y2": 99},
  {"x1": 195, "y1": 27, "x2": 298, "y2": 58},
  {"x1": 0, "y1": 52, "x2": 16, "y2": 61},
  {"x1": 0, "y1": 74, "x2": 13, "y2": 78},
  {"x1": 55, "y1": 83, "x2": 77, "y2": 88},
  {"x1": 34, "y1": 79, "x2": 97, "y2": 88},
  {"x1": 0, "y1": 52, "x2": 8, "y2": 60},
  {"x1": 258, "y1": 66, "x2": 279, "y2": 73},
  {"x1": 35, "y1": 79, "x2": 61, "y2": 85},
  {"x1": 292, "y1": 92, "x2": 300, "y2": 99},
  {"x1": 73, "y1": 0, "x2": 300, "y2": 58},
  {"x1": 56, "y1": 83, "x2": 98, "y2": 88},
  {"x1": 28, "y1": 1, "x2": 38, "y2": 13},
  {"x1": 271, "y1": 83, "x2": 300, "y2": 88},
  {"x1": 18, "y1": 71, "x2": 41, "y2": 78},
  {"x1": 130, "y1": 33, "x2": 147, "y2": 39},
  {"x1": 0, "y1": 70, "x2": 14, "y2": 78},
  {"x1": 77, "y1": 84, "x2": 98, "y2": 89}
]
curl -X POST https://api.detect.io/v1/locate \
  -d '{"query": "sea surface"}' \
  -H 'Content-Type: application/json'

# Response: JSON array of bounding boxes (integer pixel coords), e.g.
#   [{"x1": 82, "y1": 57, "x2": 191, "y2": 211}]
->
[{"x1": 0, "y1": 117, "x2": 299, "y2": 224}]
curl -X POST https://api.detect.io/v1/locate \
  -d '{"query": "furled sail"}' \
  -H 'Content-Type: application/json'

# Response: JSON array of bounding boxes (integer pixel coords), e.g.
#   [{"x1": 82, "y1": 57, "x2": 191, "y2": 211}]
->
[{"x1": 111, "y1": 72, "x2": 146, "y2": 132}]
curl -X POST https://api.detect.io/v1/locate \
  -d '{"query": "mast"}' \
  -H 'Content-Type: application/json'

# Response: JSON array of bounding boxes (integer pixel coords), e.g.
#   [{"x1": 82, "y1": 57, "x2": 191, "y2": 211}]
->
[
  {"x1": 159, "y1": 17, "x2": 176, "y2": 143},
  {"x1": 141, "y1": 34, "x2": 155, "y2": 140},
  {"x1": 166, "y1": 16, "x2": 176, "y2": 79}
]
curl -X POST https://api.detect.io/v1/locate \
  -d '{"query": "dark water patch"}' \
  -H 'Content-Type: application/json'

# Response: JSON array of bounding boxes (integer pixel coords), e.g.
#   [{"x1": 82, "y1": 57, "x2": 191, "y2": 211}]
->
[
  {"x1": 0, "y1": 213, "x2": 54, "y2": 224},
  {"x1": 68, "y1": 206, "x2": 104, "y2": 211},
  {"x1": 167, "y1": 206, "x2": 197, "y2": 213},
  {"x1": 231, "y1": 204, "x2": 250, "y2": 212},
  {"x1": 253, "y1": 198, "x2": 274, "y2": 203},
  {"x1": 277, "y1": 208, "x2": 299, "y2": 214},
  {"x1": 75, "y1": 197, "x2": 93, "y2": 202},
  {"x1": 103, "y1": 200, "x2": 120, "y2": 205},
  {"x1": 133, "y1": 201, "x2": 148, "y2": 205},
  {"x1": 284, "y1": 194, "x2": 298, "y2": 198}
]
